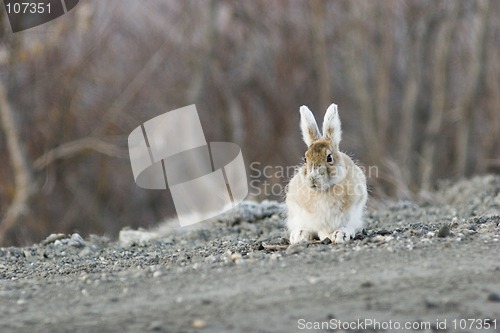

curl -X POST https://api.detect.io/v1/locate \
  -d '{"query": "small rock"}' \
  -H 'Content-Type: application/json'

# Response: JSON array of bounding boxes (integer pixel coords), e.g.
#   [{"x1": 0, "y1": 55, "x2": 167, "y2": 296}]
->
[
  {"x1": 306, "y1": 276, "x2": 319, "y2": 284},
  {"x1": 424, "y1": 299, "x2": 438, "y2": 309},
  {"x1": 373, "y1": 235, "x2": 393, "y2": 243},
  {"x1": 230, "y1": 252, "x2": 242, "y2": 261},
  {"x1": 148, "y1": 320, "x2": 164, "y2": 331},
  {"x1": 41, "y1": 233, "x2": 67, "y2": 245},
  {"x1": 222, "y1": 250, "x2": 232, "y2": 263},
  {"x1": 321, "y1": 238, "x2": 332, "y2": 245},
  {"x1": 270, "y1": 253, "x2": 281, "y2": 260},
  {"x1": 437, "y1": 225, "x2": 451, "y2": 238},
  {"x1": 69, "y1": 233, "x2": 86, "y2": 248},
  {"x1": 191, "y1": 319, "x2": 206, "y2": 329},
  {"x1": 360, "y1": 281, "x2": 373, "y2": 288},
  {"x1": 487, "y1": 292, "x2": 500, "y2": 302}
]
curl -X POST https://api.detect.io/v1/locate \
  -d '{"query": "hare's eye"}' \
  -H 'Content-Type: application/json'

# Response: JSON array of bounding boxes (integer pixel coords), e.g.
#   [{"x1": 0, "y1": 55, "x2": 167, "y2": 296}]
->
[
  {"x1": 303, "y1": 156, "x2": 307, "y2": 163},
  {"x1": 326, "y1": 154, "x2": 333, "y2": 163}
]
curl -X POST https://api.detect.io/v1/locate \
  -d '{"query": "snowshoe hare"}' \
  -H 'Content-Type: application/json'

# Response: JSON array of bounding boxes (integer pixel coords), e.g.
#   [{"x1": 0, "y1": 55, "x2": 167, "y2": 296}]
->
[{"x1": 286, "y1": 104, "x2": 367, "y2": 244}]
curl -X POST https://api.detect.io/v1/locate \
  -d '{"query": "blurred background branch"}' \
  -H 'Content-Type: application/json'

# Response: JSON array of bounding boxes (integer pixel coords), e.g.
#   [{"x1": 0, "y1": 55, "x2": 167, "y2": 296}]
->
[
  {"x1": 0, "y1": 0, "x2": 498, "y2": 245},
  {"x1": 33, "y1": 137, "x2": 128, "y2": 171},
  {"x1": 0, "y1": 79, "x2": 34, "y2": 244}
]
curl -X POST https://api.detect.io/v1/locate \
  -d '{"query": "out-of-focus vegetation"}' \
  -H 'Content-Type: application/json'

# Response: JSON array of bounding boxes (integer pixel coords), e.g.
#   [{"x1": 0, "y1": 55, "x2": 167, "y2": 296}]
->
[{"x1": 0, "y1": 0, "x2": 498, "y2": 246}]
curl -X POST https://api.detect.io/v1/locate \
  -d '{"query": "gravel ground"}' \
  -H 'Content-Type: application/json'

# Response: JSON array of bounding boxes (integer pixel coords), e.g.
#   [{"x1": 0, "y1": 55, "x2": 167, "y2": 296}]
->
[{"x1": 1, "y1": 175, "x2": 499, "y2": 333}]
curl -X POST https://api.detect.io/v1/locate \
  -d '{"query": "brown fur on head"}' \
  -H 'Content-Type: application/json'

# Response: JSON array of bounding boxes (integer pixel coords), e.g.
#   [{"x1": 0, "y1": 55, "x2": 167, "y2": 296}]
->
[{"x1": 299, "y1": 105, "x2": 346, "y2": 191}]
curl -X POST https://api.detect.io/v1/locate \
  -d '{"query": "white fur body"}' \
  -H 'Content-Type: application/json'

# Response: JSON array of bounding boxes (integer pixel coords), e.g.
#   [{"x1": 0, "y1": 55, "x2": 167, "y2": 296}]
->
[{"x1": 286, "y1": 104, "x2": 367, "y2": 244}]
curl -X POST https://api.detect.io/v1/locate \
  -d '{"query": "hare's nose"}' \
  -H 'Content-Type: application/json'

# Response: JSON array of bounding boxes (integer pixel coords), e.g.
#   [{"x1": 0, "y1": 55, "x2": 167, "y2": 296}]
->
[{"x1": 309, "y1": 177, "x2": 320, "y2": 188}]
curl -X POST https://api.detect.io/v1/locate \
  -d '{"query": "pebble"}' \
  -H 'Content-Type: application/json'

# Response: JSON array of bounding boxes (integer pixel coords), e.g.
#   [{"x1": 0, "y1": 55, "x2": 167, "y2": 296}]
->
[
  {"x1": 487, "y1": 292, "x2": 500, "y2": 302},
  {"x1": 360, "y1": 281, "x2": 374, "y2": 288},
  {"x1": 321, "y1": 238, "x2": 332, "y2": 245},
  {"x1": 437, "y1": 225, "x2": 451, "y2": 238},
  {"x1": 191, "y1": 319, "x2": 206, "y2": 329},
  {"x1": 69, "y1": 233, "x2": 87, "y2": 248},
  {"x1": 230, "y1": 252, "x2": 242, "y2": 261},
  {"x1": 373, "y1": 235, "x2": 393, "y2": 243},
  {"x1": 270, "y1": 253, "x2": 281, "y2": 260},
  {"x1": 148, "y1": 320, "x2": 164, "y2": 331},
  {"x1": 41, "y1": 233, "x2": 67, "y2": 245},
  {"x1": 306, "y1": 276, "x2": 319, "y2": 284}
]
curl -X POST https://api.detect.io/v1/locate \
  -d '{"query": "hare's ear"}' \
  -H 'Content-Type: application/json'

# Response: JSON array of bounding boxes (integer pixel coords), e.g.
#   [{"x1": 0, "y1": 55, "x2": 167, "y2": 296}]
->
[
  {"x1": 323, "y1": 103, "x2": 342, "y2": 149},
  {"x1": 299, "y1": 105, "x2": 320, "y2": 146}
]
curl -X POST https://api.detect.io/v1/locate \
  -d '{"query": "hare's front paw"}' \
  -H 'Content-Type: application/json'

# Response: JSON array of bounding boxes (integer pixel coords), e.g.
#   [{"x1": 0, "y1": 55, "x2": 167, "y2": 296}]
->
[
  {"x1": 319, "y1": 228, "x2": 353, "y2": 244},
  {"x1": 332, "y1": 228, "x2": 353, "y2": 243},
  {"x1": 289, "y1": 230, "x2": 315, "y2": 244}
]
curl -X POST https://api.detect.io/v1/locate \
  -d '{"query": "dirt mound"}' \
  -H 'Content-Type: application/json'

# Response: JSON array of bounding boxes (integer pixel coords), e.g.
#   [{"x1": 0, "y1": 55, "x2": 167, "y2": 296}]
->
[{"x1": 434, "y1": 175, "x2": 500, "y2": 215}]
